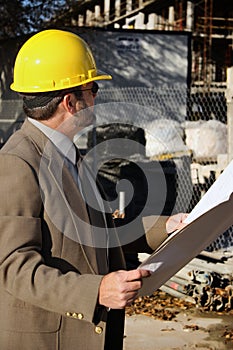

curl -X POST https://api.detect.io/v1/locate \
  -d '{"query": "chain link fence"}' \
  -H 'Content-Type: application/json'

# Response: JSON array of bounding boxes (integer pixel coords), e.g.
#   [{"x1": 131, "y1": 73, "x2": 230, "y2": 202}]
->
[
  {"x1": 94, "y1": 85, "x2": 232, "y2": 251},
  {"x1": 0, "y1": 84, "x2": 231, "y2": 251}
]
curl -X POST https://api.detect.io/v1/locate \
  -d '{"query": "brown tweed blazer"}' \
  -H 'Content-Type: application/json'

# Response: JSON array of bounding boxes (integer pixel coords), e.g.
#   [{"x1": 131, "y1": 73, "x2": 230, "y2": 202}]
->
[
  {"x1": 0, "y1": 119, "x2": 168, "y2": 350},
  {"x1": 0, "y1": 119, "x2": 126, "y2": 350}
]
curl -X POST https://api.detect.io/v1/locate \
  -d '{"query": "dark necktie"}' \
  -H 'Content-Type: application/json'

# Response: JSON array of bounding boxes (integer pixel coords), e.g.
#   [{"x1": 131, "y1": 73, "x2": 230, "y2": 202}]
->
[{"x1": 74, "y1": 145, "x2": 109, "y2": 274}]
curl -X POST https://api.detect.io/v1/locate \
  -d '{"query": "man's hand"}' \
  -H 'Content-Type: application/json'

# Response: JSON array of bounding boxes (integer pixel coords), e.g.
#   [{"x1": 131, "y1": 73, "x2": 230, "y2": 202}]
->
[
  {"x1": 166, "y1": 213, "x2": 188, "y2": 234},
  {"x1": 98, "y1": 269, "x2": 150, "y2": 309}
]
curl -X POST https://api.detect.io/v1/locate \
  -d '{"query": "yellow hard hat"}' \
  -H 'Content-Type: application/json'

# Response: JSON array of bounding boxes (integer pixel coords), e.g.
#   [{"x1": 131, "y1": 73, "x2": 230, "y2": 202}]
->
[{"x1": 10, "y1": 29, "x2": 112, "y2": 93}]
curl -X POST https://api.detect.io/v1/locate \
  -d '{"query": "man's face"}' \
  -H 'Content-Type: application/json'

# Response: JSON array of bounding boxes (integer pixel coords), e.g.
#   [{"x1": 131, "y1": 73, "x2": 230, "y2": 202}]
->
[
  {"x1": 76, "y1": 81, "x2": 98, "y2": 112},
  {"x1": 81, "y1": 82, "x2": 98, "y2": 106},
  {"x1": 73, "y1": 81, "x2": 98, "y2": 127},
  {"x1": 57, "y1": 82, "x2": 98, "y2": 139}
]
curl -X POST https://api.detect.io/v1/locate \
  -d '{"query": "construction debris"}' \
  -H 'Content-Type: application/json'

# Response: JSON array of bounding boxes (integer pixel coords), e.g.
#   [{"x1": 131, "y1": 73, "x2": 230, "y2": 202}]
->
[{"x1": 159, "y1": 249, "x2": 233, "y2": 312}]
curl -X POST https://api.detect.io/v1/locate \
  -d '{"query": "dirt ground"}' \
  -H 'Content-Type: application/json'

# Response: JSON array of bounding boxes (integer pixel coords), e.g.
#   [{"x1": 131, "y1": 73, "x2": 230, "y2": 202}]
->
[{"x1": 123, "y1": 290, "x2": 233, "y2": 350}]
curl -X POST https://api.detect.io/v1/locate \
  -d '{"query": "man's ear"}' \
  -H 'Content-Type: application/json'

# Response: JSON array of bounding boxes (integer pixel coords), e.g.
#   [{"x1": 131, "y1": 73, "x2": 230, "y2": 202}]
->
[{"x1": 62, "y1": 94, "x2": 75, "y2": 113}]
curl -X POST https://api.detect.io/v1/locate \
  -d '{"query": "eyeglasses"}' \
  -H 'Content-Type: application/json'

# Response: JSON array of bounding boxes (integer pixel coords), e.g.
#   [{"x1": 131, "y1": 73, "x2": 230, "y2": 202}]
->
[
  {"x1": 81, "y1": 81, "x2": 99, "y2": 95},
  {"x1": 60, "y1": 81, "x2": 99, "y2": 101}
]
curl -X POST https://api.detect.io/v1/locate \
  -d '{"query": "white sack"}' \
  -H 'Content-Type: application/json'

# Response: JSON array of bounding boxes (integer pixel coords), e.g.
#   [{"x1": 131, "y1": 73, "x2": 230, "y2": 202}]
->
[
  {"x1": 145, "y1": 119, "x2": 188, "y2": 157},
  {"x1": 184, "y1": 120, "x2": 227, "y2": 158}
]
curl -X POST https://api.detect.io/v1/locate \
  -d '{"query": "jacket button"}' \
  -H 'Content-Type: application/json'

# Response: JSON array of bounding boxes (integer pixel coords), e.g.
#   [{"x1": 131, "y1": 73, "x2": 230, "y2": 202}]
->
[
  {"x1": 65, "y1": 312, "x2": 72, "y2": 317},
  {"x1": 72, "y1": 312, "x2": 84, "y2": 319},
  {"x1": 95, "y1": 326, "x2": 103, "y2": 335}
]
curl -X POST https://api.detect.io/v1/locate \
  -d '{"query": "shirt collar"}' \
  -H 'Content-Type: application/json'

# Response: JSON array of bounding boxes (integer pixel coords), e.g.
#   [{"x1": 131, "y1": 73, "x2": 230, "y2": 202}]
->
[{"x1": 28, "y1": 117, "x2": 76, "y2": 165}]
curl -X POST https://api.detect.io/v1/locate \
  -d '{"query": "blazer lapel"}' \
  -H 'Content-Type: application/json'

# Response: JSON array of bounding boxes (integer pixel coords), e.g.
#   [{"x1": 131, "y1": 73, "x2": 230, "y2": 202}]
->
[{"x1": 22, "y1": 120, "x2": 100, "y2": 274}]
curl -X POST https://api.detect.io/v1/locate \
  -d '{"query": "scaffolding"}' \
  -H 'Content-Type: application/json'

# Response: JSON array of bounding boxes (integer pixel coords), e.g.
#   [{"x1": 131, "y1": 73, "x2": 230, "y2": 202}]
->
[
  {"x1": 57, "y1": 0, "x2": 233, "y2": 89},
  {"x1": 194, "y1": 0, "x2": 213, "y2": 89}
]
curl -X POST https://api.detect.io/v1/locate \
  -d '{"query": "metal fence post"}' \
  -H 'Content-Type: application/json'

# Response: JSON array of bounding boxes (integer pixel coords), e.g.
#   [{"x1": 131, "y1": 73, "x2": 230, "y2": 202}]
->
[{"x1": 226, "y1": 67, "x2": 233, "y2": 162}]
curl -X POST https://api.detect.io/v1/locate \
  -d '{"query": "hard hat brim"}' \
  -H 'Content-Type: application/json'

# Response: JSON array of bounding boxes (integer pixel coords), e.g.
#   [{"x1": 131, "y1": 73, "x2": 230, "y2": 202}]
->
[
  {"x1": 90, "y1": 69, "x2": 112, "y2": 83},
  {"x1": 10, "y1": 69, "x2": 112, "y2": 93}
]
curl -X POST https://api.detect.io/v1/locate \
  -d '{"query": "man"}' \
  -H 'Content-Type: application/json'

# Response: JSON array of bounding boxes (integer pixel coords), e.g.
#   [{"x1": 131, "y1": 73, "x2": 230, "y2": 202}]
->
[{"x1": 0, "y1": 29, "x2": 186, "y2": 350}]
